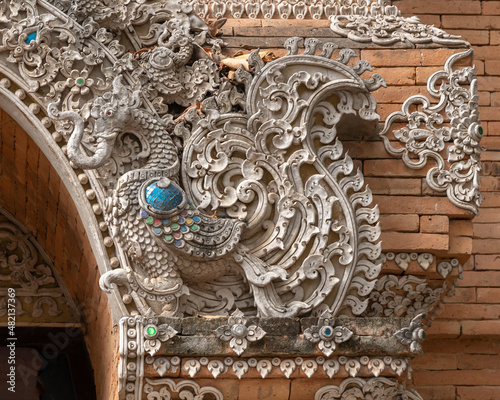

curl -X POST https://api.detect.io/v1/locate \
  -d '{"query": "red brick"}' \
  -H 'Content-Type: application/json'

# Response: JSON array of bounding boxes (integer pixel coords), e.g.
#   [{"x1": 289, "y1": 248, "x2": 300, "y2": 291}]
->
[
  {"x1": 426, "y1": 320, "x2": 461, "y2": 338},
  {"x1": 447, "y1": 29, "x2": 490, "y2": 45},
  {"x1": 371, "y1": 67, "x2": 416, "y2": 85},
  {"x1": 450, "y1": 220, "x2": 473, "y2": 237},
  {"x1": 374, "y1": 195, "x2": 474, "y2": 217},
  {"x1": 372, "y1": 85, "x2": 428, "y2": 104},
  {"x1": 473, "y1": 208, "x2": 500, "y2": 222},
  {"x1": 491, "y1": 31, "x2": 500, "y2": 45},
  {"x1": 396, "y1": 0, "x2": 481, "y2": 14},
  {"x1": 491, "y1": 92, "x2": 500, "y2": 108},
  {"x1": 485, "y1": 59, "x2": 500, "y2": 75},
  {"x1": 445, "y1": 287, "x2": 476, "y2": 303},
  {"x1": 381, "y1": 232, "x2": 448, "y2": 251},
  {"x1": 413, "y1": 386, "x2": 456, "y2": 400},
  {"x1": 478, "y1": 288, "x2": 500, "y2": 303},
  {"x1": 442, "y1": 15, "x2": 500, "y2": 30},
  {"x1": 459, "y1": 271, "x2": 500, "y2": 287},
  {"x1": 342, "y1": 141, "x2": 391, "y2": 159},
  {"x1": 474, "y1": 223, "x2": 500, "y2": 238},
  {"x1": 364, "y1": 177, "x2": 422, "y2": 195},
  {"x1": 380, "y1": 214, "x2": 420, "y2": 232},
  {"x1": 479, "y1": 107, "x2": 500, "y2": 121},
  {"x1": 480, "y1": 192, "x2": 500, "y2": 207},
  {"x1": 439, "y1": 304, "x2": 500, "y2": 320},
  {"x1": 475, "y1": 254, "x2": 500, "y2": 270},
  {"x1": 239, "y1": 379, "x2": 290, "y2": 400},
  {"x1": 473, "y1": 239, "x2": 500, "y2": 254},
  {"x1": 412, "y1": 354, "x2": 458, "y2": 370},
  {"x1": 413, "y1": 369, "x2": 500, "y2": 386},
  {"x1": 364, "y1": 160, "x2": 429, "y2": 177},
  {"x1": 361, "y1": 49, "x2": 469, "y2": 67},
  {"x1": 420, "y1": 215, "x2": 449, "y2": 233},
  {"x1": 479, "y1": 77, "x2": 500, "y2": 92},
  {"x1": 457, "y1": 386, "x2": 500, "y2": 400},
  {"x1": 482, "y1": 1, "x2": 500, "y2": 15},
  {"x1": 462, "y1": 320, "x2": 500, "y2": 336},
  {"x1": 423, "y1": 338, "x2": 500, "y2": 354},
  {"x1": 457, "y1": 354, "x2": 500, "y2": 370}
]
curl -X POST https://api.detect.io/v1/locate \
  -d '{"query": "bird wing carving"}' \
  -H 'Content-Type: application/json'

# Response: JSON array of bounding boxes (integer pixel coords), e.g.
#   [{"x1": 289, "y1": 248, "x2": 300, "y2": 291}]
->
[{"x1": 182, "y1": 40, "x2": 384, "y2": 316}]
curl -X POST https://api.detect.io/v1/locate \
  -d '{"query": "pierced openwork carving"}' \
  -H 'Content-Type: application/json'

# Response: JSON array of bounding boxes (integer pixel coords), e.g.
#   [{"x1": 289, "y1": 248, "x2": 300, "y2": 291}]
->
[{"x1": 379, "y1": 50, "x2": 482, "y2": 214}]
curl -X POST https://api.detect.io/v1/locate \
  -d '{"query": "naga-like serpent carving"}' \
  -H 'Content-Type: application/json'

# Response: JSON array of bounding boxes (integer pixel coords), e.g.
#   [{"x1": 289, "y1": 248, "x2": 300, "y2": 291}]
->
[{"x1": 47, "y1": 13, "x2": 383, "y2": 318}]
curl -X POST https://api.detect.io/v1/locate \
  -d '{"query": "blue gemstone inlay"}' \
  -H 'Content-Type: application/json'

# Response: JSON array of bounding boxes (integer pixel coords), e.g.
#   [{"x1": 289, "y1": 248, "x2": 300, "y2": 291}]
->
[
  {"x1": 180, "y1": 226, "x2": 188, "y2": 232},
  {"x1": 154, "y1": 228, "x2": 162, "y2": 235},
  {"x1": 178, "y1": 217, "x2": 185, "y2": 223},
  {"x1": 145, "y1": 181, "x2": 183, "y2": 212},
  {"x1": 141, "y1": 210, "x2": 148, "y2": 218},
  {"x1": 26, "y1": 32, "x2": 37, "y2": 44},
  {"x1": 174, "y1": 240, "x2": 182, "y2": 247},
  {"x1": 324, "y1": 327, "x2": 332, "y2": 336},
  {"x1": 163, "y1": 219, "x2": 170, "y2": 225},
  {"x1": 193, "y1": 216, "x2": 200, "y2": 223}
]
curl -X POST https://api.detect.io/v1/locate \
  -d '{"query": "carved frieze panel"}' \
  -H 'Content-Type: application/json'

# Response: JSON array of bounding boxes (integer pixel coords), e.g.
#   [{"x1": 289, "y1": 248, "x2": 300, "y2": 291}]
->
[
  {"x1": 0, "y1": 207, "x2": 79, "y2": 324},
  {"x1": 315, "y1": 377, "x2": 423, "y2": 400}
]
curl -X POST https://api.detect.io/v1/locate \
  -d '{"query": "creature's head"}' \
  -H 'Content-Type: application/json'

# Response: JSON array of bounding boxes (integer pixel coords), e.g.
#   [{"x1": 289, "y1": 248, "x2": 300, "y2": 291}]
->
[{"x1": 91, "y1": 76, "x2": 142, "y2": 138}]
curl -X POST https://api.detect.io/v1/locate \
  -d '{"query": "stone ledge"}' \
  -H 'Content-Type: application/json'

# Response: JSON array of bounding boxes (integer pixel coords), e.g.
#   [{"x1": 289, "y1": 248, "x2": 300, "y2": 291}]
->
[{"x1": 156, "y1": 317, "x2": 413, "y2": 357}]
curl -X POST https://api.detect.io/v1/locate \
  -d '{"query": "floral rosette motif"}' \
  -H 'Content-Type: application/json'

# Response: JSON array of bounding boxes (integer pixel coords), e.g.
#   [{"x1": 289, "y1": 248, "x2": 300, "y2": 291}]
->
[
  {"x1": 304, "y1": 311, "x2": 353, "y2": 357},
  {"x1": 143, "y1": 313, "x2": 178, "y2": 356},
  {"x1": 215, "y1": 309, "x2": 266, "y2": 356}
]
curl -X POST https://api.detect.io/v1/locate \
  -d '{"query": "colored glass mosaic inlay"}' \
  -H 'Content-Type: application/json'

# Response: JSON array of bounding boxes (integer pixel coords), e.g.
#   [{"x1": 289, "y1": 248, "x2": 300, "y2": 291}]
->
[
  {"x1": 145, "y1": 181, "x2": 184, "y2": 212},
  {"x1": 143, "y1": 200, "x2": 202, "y2": 249}
]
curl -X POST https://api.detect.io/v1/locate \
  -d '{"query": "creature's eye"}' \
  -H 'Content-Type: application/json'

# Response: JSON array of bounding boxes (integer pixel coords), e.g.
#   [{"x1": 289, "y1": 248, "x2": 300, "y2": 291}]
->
[{"x1": 106, "y1": 110, "x2": 113, "y2": 117}]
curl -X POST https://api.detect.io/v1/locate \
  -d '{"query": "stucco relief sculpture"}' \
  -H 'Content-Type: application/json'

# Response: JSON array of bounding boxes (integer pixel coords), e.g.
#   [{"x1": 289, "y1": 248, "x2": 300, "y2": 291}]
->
[
  {"x1": 379, "y1": 49, "x2": 482, "y2": 214},
  {"x1": 46, "y1": 9, "x2": 383, "y2": 319}
]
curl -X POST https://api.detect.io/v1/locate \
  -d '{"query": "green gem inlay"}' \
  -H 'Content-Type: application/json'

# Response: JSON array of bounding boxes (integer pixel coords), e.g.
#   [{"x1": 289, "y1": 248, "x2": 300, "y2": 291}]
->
[
  {"x1": 76, "y1": 77, "x2": 85, "y2": 85},
  {"x1": 147, "y1": 326, "x2": 156, "y2": 336},
  {"x1": 146, "y1": 217, "x2": 154, "y2": 224},
  {"x1": 478, "y1": 126, "x2": 484, "y2": 136},
  {"x1": 191, "y1": 224, "x2": 199, "y2": 231}
]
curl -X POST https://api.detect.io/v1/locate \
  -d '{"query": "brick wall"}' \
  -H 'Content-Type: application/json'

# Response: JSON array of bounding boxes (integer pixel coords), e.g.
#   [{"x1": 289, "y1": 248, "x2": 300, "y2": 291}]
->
[
  {"x1": 393, "y1": 1, "x2": 500, "y2": 398},
  {"x1": 0, "y1": 109, "x2": 119, "y2": 400}
]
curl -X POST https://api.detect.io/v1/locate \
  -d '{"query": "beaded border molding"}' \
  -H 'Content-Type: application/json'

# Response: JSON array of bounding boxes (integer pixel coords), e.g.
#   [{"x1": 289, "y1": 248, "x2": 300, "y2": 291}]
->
[{"x1": 149, "y1": 354, "x2": 411, "y2": 379}]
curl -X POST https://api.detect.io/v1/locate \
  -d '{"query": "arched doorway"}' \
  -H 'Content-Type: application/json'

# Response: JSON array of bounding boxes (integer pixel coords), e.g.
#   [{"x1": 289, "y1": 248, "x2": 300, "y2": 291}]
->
[{"x1": 0, "y1": 109, "x2": 117, "y2": 399}]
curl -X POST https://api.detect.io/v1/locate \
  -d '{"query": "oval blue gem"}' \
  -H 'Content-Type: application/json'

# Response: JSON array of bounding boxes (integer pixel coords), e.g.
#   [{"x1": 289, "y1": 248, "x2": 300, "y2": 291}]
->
[
  {"x1": 178, "y1": 217, "x2": 185, "y2": 223},
  {"x1": 145, "y1": 181, "x2": 183, "y2": 212},
  {"x1": 174, "y1": 240, "x2": 182, "y2": 247},
  {"x1": 154, "y1": 228, "x2": 162, "y2": 235},
  {"x1": 193, "y1": 216, "x2": 200, "y2": 223},
  {"x1": 26, "y1": 32, "x2": 37, "y2": 44},
  {"x1": 180, "y1": 226, "x2": 188, "y2": 232},
  {"x1": 324, "y1": 327, "x2": 332, "y2": 336}
]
